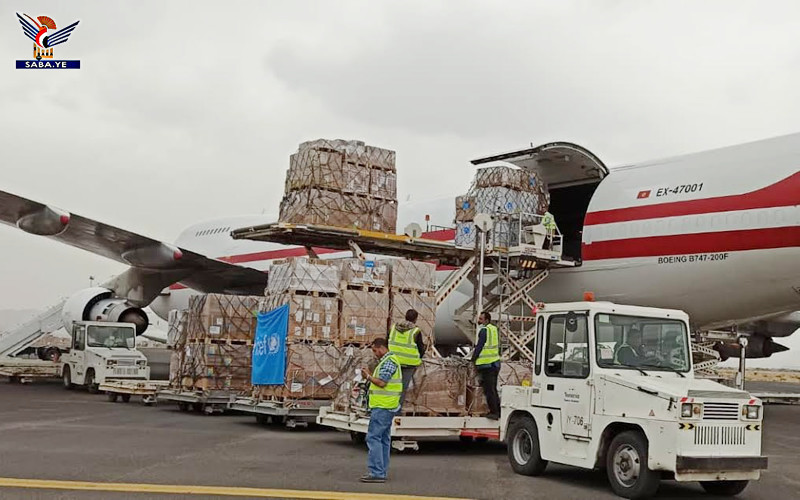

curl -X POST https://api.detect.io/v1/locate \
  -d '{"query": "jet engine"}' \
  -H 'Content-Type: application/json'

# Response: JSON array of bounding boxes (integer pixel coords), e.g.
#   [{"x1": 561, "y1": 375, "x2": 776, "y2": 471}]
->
[
  {"x1": 714, "y1": 335, "x2": 789, "y2": 360},
  {"x1": 61, "y1": 287, "x2": 149, "y2": 335}
]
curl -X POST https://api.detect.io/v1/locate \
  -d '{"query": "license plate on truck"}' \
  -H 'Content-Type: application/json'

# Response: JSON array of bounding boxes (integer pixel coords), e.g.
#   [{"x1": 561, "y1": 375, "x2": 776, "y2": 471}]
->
[{"x1": 113, "y1": 367, "x2": 139, "y2": 376}]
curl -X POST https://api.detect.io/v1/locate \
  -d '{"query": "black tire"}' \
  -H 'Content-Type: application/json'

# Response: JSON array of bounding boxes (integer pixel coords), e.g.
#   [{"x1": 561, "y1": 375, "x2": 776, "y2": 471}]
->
[
  {"x1": 350, "y1": 431, "x2": 366, "y2": 445},
  {"x1": 107, "y1": 392, "x2": 118, "y2": 402},
  {"x1": 8, "y1": 375, "x2": 20, "y2": 384},
  {"x1": 700, "y1": 480, "x2": 749, "y2": 496},
  {"x1": 475, "y1": 436, "x2": 490, "y2": 443},
  {"x1": 507, "y1": 416, "x2": 548, "y2": 476},
  {"x1": 178, "y1": 402, "x2": 190, "y2": 412},
  {"x1": 62, "y1": 366, "x2": 73, "y2": 390},
  {"x1": 459, "y1": 435, "x2": 475, "y2": 444},
  {"x1": 85, "y1": 370, "x2": 98, "y2": 394},
  {"x1": 256, "y1": 414, "x2": 270, "y2": 425},
  {"x1": 192, "y1": 402, "x2": 204, "y2": 413},
  {"x1": 606, "y1": 431, "x2": 660, "y2": 499},
  {"x1": 121, "y1": 394, "x2": 131, "y2": 403}
]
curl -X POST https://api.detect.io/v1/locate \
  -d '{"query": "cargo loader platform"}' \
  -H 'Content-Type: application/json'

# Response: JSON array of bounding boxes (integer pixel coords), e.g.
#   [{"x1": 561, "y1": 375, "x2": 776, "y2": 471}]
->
[
  {"x1": 231, "y1": 397, "x2": 329, "y2": 427},
  {"x1": 100, "y1": 379, "x2": 169, "y2": 405},
  {"x1": 157, "y1": 388, "x2": 237, "y2": 414},
  {"x1": 317, "y1": 406, "x2": 500, "y2": 451}
]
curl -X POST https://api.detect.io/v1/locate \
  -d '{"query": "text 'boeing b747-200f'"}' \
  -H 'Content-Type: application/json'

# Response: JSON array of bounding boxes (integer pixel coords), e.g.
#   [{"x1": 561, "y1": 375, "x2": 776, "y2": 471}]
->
[{"x1": 1, "y1": 135, "x2": 799, "y2": 361}]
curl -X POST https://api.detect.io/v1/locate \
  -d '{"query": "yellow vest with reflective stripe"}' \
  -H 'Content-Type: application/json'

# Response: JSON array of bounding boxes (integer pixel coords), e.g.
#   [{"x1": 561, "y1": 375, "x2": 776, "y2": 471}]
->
[
  {"x1": 475, "y1": 324, "x2": 501, "y2": 365},
  {"x1": 542, "y1": 212, "x2": 557, "y2": 230},
  {"x1": 368, "y1": 353, "x2": 403, "y2": 410},
  {"x1": 388, "y1": 324, "x2": 422, "y2": 366}
]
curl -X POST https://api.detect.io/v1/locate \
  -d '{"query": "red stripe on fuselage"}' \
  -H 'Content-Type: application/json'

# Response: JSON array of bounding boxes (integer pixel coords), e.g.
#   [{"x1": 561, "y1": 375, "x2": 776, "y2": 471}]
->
[
  {"x1": 167, "y1": 228, "x2": 457, "y2": 290},
  {"x1": 584, "y1": 171, "x2": 800, "y2": 226},
  {"x1": 582, "y1": 226, "x2": 800, "y2": 260}
]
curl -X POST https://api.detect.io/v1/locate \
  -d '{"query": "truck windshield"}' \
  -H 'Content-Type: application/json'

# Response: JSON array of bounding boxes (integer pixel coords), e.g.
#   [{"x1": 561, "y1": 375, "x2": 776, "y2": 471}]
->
[
  {"x1": 87, "y1": 326, "x2": 135, "y2": 348},
  {"x1": 594, "y1": 314, "x2": 690, "y2": 373}
]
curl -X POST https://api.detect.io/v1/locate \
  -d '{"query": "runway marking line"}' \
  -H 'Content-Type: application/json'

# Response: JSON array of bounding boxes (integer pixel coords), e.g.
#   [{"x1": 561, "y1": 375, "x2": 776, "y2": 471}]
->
[{"x1": 0, "y1": 477, "x2": 472, "y2": 500}]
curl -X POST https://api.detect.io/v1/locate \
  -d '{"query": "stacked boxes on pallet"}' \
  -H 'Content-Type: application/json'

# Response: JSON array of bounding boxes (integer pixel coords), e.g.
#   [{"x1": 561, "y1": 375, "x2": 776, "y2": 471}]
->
[
  {"x1": 338, "y1": 258, "x2": 390, "y2": 346},
  {"x1": 466, "y1": 361, "x2": 532, "y2": 415},
  {"x1": 454, "y1": 166, "x2": 549, "y2": 248},
  {"x1": 403, "y1": 358, "x2": 469, "y2": 416},
  {"x1": 383, "y1": 259, "x2": 437, "y2": 350},
  {"x1": 256, "y1": 258, "x2": 345, "y2": 402},
  {"x1": 279, "y1": 139, "x2": 398, "y2": 233},
  {"x1": 169, "y1": 294, "x2": 260, "y2": 393}
]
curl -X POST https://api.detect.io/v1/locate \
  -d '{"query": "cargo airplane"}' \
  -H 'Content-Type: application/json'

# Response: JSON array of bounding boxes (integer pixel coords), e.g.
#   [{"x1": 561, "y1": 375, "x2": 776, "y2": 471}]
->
[{"x1": 2, "y1": 134, "x2": 799, "y2": 359}]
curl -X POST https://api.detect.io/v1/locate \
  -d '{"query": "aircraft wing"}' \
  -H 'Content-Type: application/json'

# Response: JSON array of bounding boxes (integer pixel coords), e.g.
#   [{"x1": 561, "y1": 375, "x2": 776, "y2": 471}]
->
[{"x1": 0, "y1": 190, "x2": 267, "y2": 304}]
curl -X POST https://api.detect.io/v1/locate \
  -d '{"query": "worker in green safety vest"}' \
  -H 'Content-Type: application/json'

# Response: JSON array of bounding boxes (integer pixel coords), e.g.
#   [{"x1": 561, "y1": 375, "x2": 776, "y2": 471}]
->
[
  {"x1": 387, "y1": 308, "x2": 426, "y2": 407},
  {"x1": 541, "y1": 208, "x2": 558, "y2": 250},
  {"x1": 471, "y1": 311, "x2": 501, "y2": 420},
  {"x1": 359, "y1": 338, "x2": 402, "y2": 483}
]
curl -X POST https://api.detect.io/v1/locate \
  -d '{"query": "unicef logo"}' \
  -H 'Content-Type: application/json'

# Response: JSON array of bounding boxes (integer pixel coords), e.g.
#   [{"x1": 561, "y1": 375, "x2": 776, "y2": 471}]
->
[{"x1": 268, "y1": 334, "x2": 280, "y2": 354}]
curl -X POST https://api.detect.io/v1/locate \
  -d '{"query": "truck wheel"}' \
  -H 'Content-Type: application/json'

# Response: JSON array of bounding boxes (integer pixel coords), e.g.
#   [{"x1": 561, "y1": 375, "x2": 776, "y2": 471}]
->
[
  {"x1": 507, "y1": 417, "x2": 548, "y2": 476},
  {"x1": 178, "y1": 402, "x2": 190, "y2": 412},
  {"x1": 700, "y1": 480, "x2": 749, "y2": 496},
  {"x1": 350, "y1": 431, "x2": 366, "y2": 446},
  {"x1": 121, "y1": 394, "x2": 131, "y2": 403},
  {"x1": 107, "y1": 392, "x2": 118, "y2": 403},
  {"x1": 62, "y1": 366, "x2": 73, "y2": 390},
  {"x1": 606, "y1": 431, "x2": 660, "y2": 499},
  {"x1": 85, "y1": 370, "x2": 98, "y2": 394}
]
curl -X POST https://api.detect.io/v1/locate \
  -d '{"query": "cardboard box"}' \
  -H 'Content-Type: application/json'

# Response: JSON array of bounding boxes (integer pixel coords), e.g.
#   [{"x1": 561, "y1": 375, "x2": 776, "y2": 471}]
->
[
  {"x1": 339, "y1": 289, "x2": 390, "y2": 344},
  {"x1": 266, "y1": 258, "x2": 341, "y2": 295},
  {"x1": 338, "y1": 258, "x2": 389, "y2": 288},
  {"x1": 185, "y1": 294, "x2": 260, "y2": 342},
  {"x1": 260, "y1": 293, "x2": 339, "y2": 343},
  {"x1": 403, "y1": 359, "x2": 468, "y2": 416},
  {"x1": 384, "y1": 259, "x2": 436, "y2": 291},
  {"x1": 253, "y1": 344, "x2": 341, "y2": 400},
  {"x1": 454, "y1": 195, "x2": 476, "y2": 222},
  {"x1": 467, "y1": 361, "x2": 533, "y2": 415}
]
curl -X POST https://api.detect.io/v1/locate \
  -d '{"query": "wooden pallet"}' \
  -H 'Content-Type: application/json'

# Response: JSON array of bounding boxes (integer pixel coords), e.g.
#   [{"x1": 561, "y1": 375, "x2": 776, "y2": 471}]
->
[
  {"x1": 341, "y1": 283, "x2": 388, "y2": 293},
  {"x1": 186, "y1": 337, "x2": 253, "y2": 346},
  {"x1": 283, "y1": 289, "x2": 339, "y2": 298}
]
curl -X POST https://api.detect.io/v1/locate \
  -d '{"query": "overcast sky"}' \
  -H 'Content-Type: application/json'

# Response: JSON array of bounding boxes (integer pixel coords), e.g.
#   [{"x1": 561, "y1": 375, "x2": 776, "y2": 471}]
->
[{"x1": 2, "y1": 1, "x2": 800, "y2": 366}]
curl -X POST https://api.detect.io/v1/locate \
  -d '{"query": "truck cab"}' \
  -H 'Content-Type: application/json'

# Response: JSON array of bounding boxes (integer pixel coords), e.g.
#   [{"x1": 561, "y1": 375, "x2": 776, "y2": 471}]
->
[
  {"x1": 500, "y1": 302, "x2": 767, "y2": 499},
  {"x1": 62, "y1": 321, "x2": 150, "y2": 393}
]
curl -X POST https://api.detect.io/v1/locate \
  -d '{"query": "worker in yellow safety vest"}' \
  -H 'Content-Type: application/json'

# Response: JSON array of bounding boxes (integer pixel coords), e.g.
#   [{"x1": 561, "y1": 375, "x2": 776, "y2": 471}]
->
[
  {"x1": 542, "y1": 209, "x2": 558, "y2": 250},
  {"x1": 387, "y1": 308, "x2": 426, "y2": 407},
  {"x1": 471, "y1": 311, "x2": 501, "y2": 420},
  {"x1": 359, "y1": 338, "x2": 402, "y2": 483}
]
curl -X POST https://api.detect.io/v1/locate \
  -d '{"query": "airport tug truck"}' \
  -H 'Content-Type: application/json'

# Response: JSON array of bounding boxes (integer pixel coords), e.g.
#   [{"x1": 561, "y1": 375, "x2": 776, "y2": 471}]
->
[
  {"x1": 61, "y1": 320, "x2": 150, "y2": 394},
  {"x1": 500, "y1": 302, "x2": 767, "y2": 499}
]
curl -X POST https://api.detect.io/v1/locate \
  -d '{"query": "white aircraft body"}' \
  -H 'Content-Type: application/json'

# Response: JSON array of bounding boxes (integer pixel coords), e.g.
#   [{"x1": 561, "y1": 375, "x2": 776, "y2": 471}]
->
[{"x1": 2, "y1": 136, "x2": 799, "y2": 358}]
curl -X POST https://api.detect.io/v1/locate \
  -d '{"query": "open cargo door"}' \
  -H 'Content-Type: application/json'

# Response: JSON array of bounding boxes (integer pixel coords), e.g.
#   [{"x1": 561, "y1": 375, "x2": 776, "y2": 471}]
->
[{"x1": 471, "y1": 142, "x2": 608, "y2": 262}]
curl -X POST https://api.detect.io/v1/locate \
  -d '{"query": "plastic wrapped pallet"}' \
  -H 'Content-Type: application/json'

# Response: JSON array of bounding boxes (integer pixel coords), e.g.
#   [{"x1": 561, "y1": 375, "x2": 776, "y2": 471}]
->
[
  {"x1": 260, "y1": 293, "x2": 339, "y2": 343},
  {"x1": 455, "y1": 195, "x2": 476, "y2": 222},
  {"x1": 176, "y1": 342, "x2": 252, "y2": 392},
  {"x1": 166, "y1": 309, "x2": 188, "y2": 347},
  {"x1": 455, "y1": 222, "x2": 476, "y2": 248},
  {"x1": 403, "y1": 358, "x2": 468, "y2": 416},
  {"x1": 337, "y1": 258, "x2": 389, "y2": 288},
  {"x1": 467, "y1": 361, "x2": 533, "y2": 415},
  {"x1": 475, "y1": 166, "x2": 525, "y2": 190},
  {"x1": 389, "y1": 290, "x2": 435, "y2": 349},
  {"x1": 370, "y1": 169, "x2": 397, "y2": 199},
  {"x1": 384, "y1": 259, "x2": 436, "y2": 291},
  {"x1": 332, "y1": 345, "x2": 378, "y2": 412},
  {"x1": 185, "y1": 294, "x2": 260, "y2": 342},
  {"x1": 266, "y1": 258, "x2": 341, "y2": 295},
  {"x1": 253, "y1": 344, "x2": 340, "y2": 400},
  {"x1": 279, "y1": 189, "x2": 397, "y2": 233},
  {"x1": 339, "y1": 289, "x2": 390, "y2": 344}
]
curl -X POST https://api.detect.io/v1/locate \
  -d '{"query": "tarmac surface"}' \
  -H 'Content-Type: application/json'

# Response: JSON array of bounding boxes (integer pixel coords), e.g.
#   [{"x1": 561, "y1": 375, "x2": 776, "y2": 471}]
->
[{"x1": 0, "y1": 380, "x2": 798, "y2": 500}]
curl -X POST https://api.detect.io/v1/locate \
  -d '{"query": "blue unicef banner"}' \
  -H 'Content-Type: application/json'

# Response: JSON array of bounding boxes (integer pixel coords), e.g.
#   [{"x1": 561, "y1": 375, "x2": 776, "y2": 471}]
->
[{"x1": 251, "y1": 304, "x2": 289, "y2": 385}]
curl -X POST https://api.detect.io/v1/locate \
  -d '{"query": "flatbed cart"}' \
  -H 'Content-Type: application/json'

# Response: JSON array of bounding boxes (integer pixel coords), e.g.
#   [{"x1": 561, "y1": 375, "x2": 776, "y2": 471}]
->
[
  {"x1": 231, "y1": 397, "x2": 329, "y2": 428},
  {"x1": 100, "y1": 379, "x2": 169, "y2": 405},
  {"x1": 317, "y1": 406, "x2": 500, "y2": 451},
  {"x1": 0, "y1": 358, "x2": 60, "y2": 383},
  {"x1": 157, "y1": 388, "x2": 237, "y2": 415}
]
